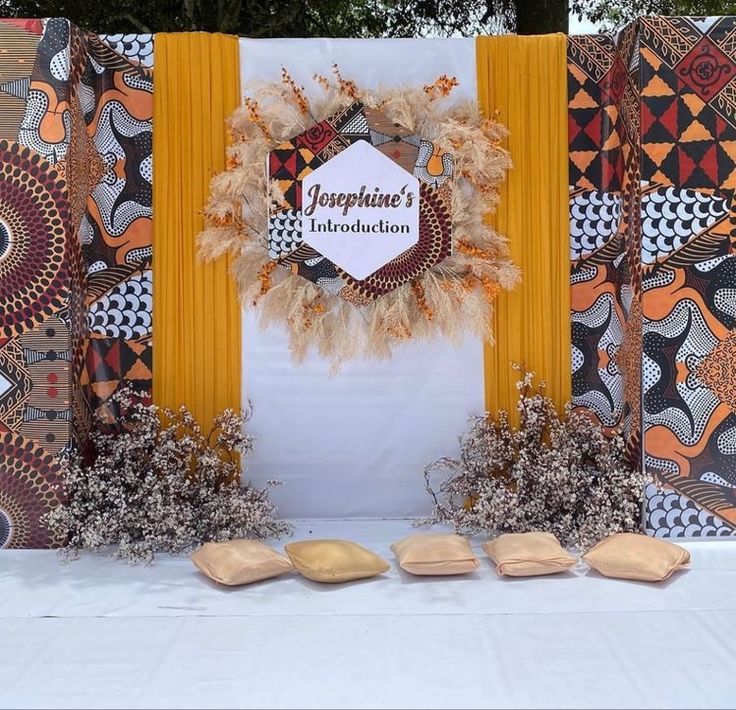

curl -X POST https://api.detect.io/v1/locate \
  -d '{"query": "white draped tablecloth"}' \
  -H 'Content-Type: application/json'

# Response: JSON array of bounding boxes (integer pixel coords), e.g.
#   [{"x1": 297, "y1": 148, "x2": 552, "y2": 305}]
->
[{"x1": 1, "y1": 520, "x2": 735, "y2": 709}]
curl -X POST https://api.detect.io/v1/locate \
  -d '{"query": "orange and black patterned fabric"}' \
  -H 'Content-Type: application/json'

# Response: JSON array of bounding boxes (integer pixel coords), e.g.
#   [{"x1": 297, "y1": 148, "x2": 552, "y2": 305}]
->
[
  {"x1": 0, "y1": 19, "x2": 77, "y2": 549},
  {"x1": 639, "y1": 17, "x2": 736, "y2": 535},
  {"x1": 570, "y1": 18, "x2": 736, "y2": 537},
  {"x1": 78, "y1": 31, "x2": 153, "y2": 414},
  {"x1": 0, "y1": 18, "x2": 153, "y2": 548},
  {"x1": 568, "y1": 25, "x2": 642, "y2": 457}
]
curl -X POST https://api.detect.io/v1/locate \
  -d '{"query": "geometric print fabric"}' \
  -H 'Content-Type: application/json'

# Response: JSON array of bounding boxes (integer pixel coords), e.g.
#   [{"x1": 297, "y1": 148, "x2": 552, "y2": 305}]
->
[
  {"x1": 569, "y1": 16, "x2": 736, "y2": 536},
  {"x1": 0, "y1": 19, "x2": 153, "y2": 548}
]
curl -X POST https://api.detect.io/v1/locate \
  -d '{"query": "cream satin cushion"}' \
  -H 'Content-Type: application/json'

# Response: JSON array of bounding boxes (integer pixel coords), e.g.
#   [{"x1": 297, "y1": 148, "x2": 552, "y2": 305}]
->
[
  {"x1": 391, "y1": 533, "x2": 479, "y2": 576},
  {"x1": 583, "y1": 532, "x2": 690, "y2": 582},
  {"x1": 483, "y1": 532, "x2": 577, "y2": 577},
  {"x1": 285, "y1": 539, "x2": 390, "y2": 583},
  {"x1": 191, "y1": 540, "x2": 293, "y2": 586}
]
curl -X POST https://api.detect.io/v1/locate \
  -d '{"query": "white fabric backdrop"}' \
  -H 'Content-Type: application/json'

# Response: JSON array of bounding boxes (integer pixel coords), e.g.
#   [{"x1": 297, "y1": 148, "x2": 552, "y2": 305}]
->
[{"x1": 239, "y1": 38, "x2": 483, "y2": 518}]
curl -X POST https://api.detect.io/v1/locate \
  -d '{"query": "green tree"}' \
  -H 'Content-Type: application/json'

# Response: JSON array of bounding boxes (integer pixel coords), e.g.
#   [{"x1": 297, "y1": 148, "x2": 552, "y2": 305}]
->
[
  {"x1": 0, "y1": 0, "x2": 571, "y2": 35},
  {"x1": 573, "y1": 0, "x2": 736, "y2": 30}
]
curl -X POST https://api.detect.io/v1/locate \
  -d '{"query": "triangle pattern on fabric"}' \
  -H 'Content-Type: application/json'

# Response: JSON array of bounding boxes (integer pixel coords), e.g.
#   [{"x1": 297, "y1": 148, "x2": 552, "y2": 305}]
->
[
  {"x1": 680, "y1": 119, "x2": 714, "y2": 143},
  {"x1": 643, "y1": 141, "x2": 675, "y2": 167},
  {"x1": 641, "y1": 73, "x2": 675, "y2": 97},
  {"x1": 570, "y1": 150, "x2": 598, "y2": 174},
  {"x1": 681, "y1": 91, "x2": 706, "y2": 117},
  {"x1": 570, "y1": 87, "x2": 599, "y2": 109},
  {"x1": 0, "y1": 76, "x2": 29, "y2": 100},
  {"x1": 688, "y1": 16, "x2": 721, "y2": 35}
]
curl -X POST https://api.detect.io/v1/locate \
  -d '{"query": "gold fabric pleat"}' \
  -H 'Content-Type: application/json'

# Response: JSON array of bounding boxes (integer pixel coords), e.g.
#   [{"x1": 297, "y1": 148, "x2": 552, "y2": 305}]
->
[
  {"x1": 476, "y1": 35, "x2": 571, "y2": 422},
  {"x1": 152, "y1": 33, "x2": 241, "y2": 428}
]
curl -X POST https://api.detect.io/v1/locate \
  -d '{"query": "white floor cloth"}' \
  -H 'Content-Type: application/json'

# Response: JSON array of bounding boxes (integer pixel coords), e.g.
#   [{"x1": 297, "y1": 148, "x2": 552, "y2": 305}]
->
[{"x1": 2, "y1": 520, "x2": 736, "y2": 709}]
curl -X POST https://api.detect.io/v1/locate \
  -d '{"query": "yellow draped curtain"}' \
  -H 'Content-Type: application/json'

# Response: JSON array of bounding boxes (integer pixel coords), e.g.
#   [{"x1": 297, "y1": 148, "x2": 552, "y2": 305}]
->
[
  {"x1": 476, "y1": 35, "x2": 570, "y2": 423},
  {"x1": 152, "y1": 33, "x2": 241, "y2": 428}
]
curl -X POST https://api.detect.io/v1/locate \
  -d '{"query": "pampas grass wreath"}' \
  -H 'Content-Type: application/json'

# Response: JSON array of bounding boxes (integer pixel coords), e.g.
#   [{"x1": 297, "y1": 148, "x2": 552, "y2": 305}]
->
[{"x1": 199, "y1": 66, "x2": 519, "y2": 368}]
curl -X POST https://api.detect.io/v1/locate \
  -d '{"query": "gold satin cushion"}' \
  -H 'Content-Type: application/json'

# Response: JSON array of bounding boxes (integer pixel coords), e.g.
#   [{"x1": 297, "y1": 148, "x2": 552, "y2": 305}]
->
[
  {"x1": 483, "y1": 532, "x2": 577, "y2": 577},
  {"x1": 583, "y1": 532, "x2": 690, "y2": 582},
  {"x1": 191, "y1": 540, "x2": 293, "y2": 586},
  {"x1": 391, "y1": 533, "x2": 479, "y2": 576},
  {"x1": 285, "y1": 539, "x2": 390, "y2": 583}
]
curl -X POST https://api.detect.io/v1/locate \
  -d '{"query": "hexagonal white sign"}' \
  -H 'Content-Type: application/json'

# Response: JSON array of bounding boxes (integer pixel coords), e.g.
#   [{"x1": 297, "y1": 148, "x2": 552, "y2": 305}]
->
[{"x1": 302, "y1": 140, "x2": 420, "y2": 281}]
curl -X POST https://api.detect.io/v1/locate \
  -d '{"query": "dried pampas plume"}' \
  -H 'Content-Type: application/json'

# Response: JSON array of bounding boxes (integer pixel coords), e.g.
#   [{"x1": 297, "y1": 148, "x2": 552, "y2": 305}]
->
[{"x1": 199, "y1": 67, "x2": 519, "y2": 367}]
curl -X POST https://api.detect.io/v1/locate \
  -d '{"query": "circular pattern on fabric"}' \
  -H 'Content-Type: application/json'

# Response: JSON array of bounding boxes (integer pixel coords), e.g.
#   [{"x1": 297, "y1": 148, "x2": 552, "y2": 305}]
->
[
  {"x1": 0, "y1": 217, "x2": 11, "y2": 260},
  {"x1": 0, "y1": 140, "x2": 68, "y2": 338},
  {"x1": 342, "y1": 183, "x2": 452, "y2": 299},
  {"x1": 0, "y1": 432, "x2": 64, "y2": 548},
  {"x1": 0, "y1": 508, "x2": 11, "y2": 548}
]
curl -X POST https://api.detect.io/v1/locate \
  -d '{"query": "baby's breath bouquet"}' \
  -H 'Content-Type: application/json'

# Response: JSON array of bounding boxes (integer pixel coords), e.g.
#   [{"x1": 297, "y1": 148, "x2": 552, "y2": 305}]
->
[
  {"x1": 424, "y1": 370, "x2": 650, "y2": 549},
  {"x1": 46, "y1": 388, "x2": 291, "y2": 562}
]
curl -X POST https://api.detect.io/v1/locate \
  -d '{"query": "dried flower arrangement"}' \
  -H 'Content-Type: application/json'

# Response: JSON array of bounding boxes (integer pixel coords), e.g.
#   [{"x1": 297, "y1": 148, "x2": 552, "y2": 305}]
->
[
  {"x1": 45, "y1": 388, "x2": 291, "y2": 563},
  {"x1": 199, "y1": 66, "x2": 519, "y2": 367},
  {"x1": 424, "y1": 370, "x2": 651, "y2": 549}
]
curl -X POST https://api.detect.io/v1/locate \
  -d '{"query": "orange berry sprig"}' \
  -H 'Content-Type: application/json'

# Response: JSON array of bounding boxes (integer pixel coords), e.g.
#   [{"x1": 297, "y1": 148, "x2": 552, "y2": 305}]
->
[
  {"x1": 226, "y1": 148, "x2": 240, "y2": 169},
  {"x1": 410, "y1": 279, "x2": 434, "y2": 321},
  {"x1": 478, "y1": 274, "x2": 501, "y2": 301},
  {"x1": 203, "y1": 206, "x2": 243, "y2": 231},
  {"x1": 456, "y1": 239, "x2": 496, "y2": 261},
  {"x1": 243, "y1": 97, "x2": 273, "y2": 141},
  {"x1": 313, "y1": 72, "x2": 332, "y2": 91},
  {"x1": 295, "y1": 300, "x2": 325, "y2": 331},
  {"x1": 281, "y1": 66, "x2": 310, "y2": 115},
  {"x1": 459, "y1": 273, "x2": 501, "y2": 302},
  {"x1": 387, "y1": 323, "x2": 412, "y2": 339},
  {"x1": 423, "y1": 74, "x2": 459, "y2": 100},
  {"x1": 331, "y1": 64, "x2": 359, "y2": 100},
  {"x1": 257, "y1": 261, "x2": 278, "y2": 295}
]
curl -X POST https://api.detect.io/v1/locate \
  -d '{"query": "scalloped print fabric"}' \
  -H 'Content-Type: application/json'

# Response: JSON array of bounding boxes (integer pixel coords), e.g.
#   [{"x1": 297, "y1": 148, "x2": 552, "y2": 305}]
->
[
  {"x1": 0, "y1": 19, "x2": 153, "y2": 547},
  {"x1": 569, "y1": 18, "x2": 736, "y2": 537}
]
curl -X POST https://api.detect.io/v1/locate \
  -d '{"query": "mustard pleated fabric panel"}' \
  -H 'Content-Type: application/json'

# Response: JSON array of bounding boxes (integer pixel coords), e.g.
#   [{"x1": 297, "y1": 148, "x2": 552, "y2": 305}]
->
[
  {"x1": 476, "y1": 35, "x2": 570, "y2": 422},
  {"x1": 152, "y1": 33, "x2": 241, "y2": 428}
]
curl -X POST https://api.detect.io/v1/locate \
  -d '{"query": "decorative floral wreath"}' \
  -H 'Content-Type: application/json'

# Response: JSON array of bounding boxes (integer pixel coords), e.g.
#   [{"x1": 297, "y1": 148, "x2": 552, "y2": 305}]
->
[{"x1": 199, "y1": 66, "x2": 518, "y2": 367}]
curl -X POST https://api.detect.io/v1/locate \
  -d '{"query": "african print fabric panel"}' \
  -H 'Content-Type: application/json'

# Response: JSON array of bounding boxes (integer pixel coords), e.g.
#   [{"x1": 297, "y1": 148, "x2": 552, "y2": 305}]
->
[
  {"x1": 79, "y1": 32, "x2": 153, "y2": 414},
  {"x1": 638, "y1": 17, "x2": 736, "y2": 536},
  {"x1": 570, "y1": 19, "x2": 736, "y2": 537},
  {"x1": 568, "y1": 25, "x2": 643, "y2": 463},
  {"x1": 0, "y1": 18, "x2": 80, "y2": 548},
  {"x1": 0, "y1": 19, "x2": 153, "y2": 548}
]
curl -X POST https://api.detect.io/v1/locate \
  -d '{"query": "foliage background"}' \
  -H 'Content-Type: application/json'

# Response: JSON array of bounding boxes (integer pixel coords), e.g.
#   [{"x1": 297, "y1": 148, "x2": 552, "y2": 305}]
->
[{"x1": 1, "y1": 1, "x2": 735, "y2": 41}]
